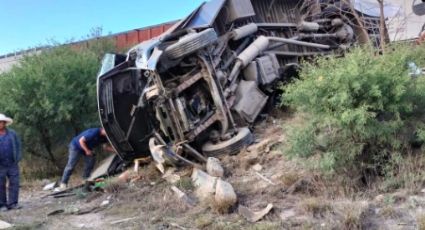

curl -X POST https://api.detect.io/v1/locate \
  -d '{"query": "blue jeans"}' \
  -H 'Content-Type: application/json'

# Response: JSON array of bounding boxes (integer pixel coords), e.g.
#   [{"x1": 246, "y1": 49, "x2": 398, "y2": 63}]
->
[
  {"x1": 60, "y1": 147, "x2": 95, "y2": 184},
  {"x1": 0, "y1": 164, "x2": 20, "y2": 208}
]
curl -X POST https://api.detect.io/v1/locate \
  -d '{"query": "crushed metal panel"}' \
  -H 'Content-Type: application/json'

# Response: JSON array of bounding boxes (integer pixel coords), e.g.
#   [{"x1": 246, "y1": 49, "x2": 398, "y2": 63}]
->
[
  {"x1": 233, "y1": 80, "x2": 268, "y2": 123},
  {"x1": 88, "y1": 154, "x2": 117, "y2": 181},
  {"x1": 185, "y1": 0, "x2": 226, "y2": 29},
  {"x1": 226, "y1": 0, "x2": 256, "y2": 23},
  {"x1": 98, "y1": 54, "x2": 116, "y2": 77},
  {"x1": 243, "y1": 54, "x2": 280, "y2": 85},
  {"x1": 256, "y1": 54, "x2": 280, "y2": 85}
]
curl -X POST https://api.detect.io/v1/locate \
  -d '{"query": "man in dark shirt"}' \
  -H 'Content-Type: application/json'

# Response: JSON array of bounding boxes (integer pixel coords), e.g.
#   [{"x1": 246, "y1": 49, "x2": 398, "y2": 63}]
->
[
  {"x1": 59, "y1": 128, "x2": 110, "y2": 189},
  {"x1": 0, "y1": 114, "x2": 22, "y2": 211}
]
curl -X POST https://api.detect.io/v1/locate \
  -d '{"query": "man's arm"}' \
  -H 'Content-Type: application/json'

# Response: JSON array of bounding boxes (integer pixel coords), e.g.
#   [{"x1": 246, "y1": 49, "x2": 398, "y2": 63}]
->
[
  {"x1": 103, "y1": 144, "x2": 116, "y2": 153},
  {"x1": 79, "y1": 137, "x2": 92, "y2": 156}
]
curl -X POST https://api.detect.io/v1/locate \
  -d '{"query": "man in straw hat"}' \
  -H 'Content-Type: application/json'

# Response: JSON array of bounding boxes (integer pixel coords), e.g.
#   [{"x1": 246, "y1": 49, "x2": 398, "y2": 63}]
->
[{"x1": 0, "y1": 113, "x2": 21, "y2": 211}]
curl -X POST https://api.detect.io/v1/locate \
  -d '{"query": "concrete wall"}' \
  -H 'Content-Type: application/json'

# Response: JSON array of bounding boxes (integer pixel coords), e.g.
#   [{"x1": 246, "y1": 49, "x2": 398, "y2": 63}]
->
[
  {"x1": 0, "y1": 21, "x2": 176, "y2": 74},
  {"x1": 0, "y1": 55, "x2": 21, "y2": 73}
]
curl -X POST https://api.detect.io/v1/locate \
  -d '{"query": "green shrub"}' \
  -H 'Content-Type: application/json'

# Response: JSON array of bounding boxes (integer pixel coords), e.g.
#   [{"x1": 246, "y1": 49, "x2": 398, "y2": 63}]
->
[
  {"x1": 0, "y1": 31, "x2": 115, "y2": 171},
  {"x1": 282, "y1": 44, "x2": 425, "y2": 175}
]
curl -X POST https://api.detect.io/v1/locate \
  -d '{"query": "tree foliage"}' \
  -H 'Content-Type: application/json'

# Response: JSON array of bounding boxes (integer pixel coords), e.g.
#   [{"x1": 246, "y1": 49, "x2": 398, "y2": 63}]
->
[
  {"x1": 0, "y1": 35, "x2": 115, "y2": 168},
  {"x1": 282, "y1": 44, "x2": 425, "y2": 176}
]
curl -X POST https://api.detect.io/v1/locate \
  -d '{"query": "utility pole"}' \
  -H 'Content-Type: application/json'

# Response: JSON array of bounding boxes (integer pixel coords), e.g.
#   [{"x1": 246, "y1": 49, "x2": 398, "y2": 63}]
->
[{"x1": 377, "y1": 0, "x2": 386, "y2": 53}]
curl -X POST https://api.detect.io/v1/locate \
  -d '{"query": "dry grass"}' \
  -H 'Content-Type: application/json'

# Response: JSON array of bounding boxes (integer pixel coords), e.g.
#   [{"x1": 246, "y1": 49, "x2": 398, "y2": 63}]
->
[
  {"x1": 417, "y1": 214, "x2": 425, "y2": 230},
  {"x1": 316, "y1": 201, "x2": 366, "y2": 230},
  {"x1": 21, "y1": 158, "x2": 61, "y2": 181},
  {"x1": 300, "y1": 197, "x2": 333, "y2": 218},
  {"x1": 279, "y1": 171, "x2": 301, "y2": 187},
  {"x1": 342, "y1": 209, "x2": 362, "y2": 230},
  {"x1": 209, "y1": 220, "x2": 245, "y2": 230},
  {"x1": 247, "y1": 222, "x2": 282, "y2": 230},
  {"x1": 195, "y1": 214, "x2": 214, "y2": 229},
  {"x1": 207, "y1": 196, "x2": 235, "y2": 214},
  {"x1": 380, "y1": 206, "x2": 397, "y2": 218},
  {"x1": 379, "y1": 152, "x2": 425, "y2": 194},
  {"x1": 19, "y1": 111, "x2": 425, "y2": 229},
  {"x1": 103, "y1": 177, "x2": 127, "y2": 193}
]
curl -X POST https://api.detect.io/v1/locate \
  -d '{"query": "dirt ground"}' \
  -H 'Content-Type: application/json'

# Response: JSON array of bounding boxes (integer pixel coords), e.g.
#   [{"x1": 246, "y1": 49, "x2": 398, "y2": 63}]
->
[{"x1": 3, "y1": 114, "x2": 425, "y2": 229}]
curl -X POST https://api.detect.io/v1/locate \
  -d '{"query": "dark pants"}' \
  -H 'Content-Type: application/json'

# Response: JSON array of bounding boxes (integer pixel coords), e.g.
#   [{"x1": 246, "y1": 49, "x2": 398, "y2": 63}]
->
[
  {"x1": 61, "y1": 147, "x2": 95, "y2": 184},
  {"x1": 0, "y1": 164, "x2": 20, "y2": 208}
]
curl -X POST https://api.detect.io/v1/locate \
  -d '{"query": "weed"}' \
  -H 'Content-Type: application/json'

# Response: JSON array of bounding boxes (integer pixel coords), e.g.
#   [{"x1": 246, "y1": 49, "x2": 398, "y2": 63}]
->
[
  {"x1": 383, "y1": 195, "x2": 396, "y2": 206},
  {"x1": 177, "y1": 176, "x2": 194, "y2": 191},
  {"x1": 75, "y1": 188, "x2": 88, "y2": 199}
]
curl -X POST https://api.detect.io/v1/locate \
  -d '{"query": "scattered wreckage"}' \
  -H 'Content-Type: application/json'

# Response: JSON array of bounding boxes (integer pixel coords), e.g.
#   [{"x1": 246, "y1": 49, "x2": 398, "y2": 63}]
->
[{"x1": 96, "y1": 0, "x2": 390, "y2": 174}]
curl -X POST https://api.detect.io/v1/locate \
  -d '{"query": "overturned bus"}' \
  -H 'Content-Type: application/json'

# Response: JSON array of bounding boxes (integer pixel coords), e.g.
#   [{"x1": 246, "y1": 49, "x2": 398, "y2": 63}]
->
[{"x1": 96, "y1": 0, "x2": 393, "y2": 173}]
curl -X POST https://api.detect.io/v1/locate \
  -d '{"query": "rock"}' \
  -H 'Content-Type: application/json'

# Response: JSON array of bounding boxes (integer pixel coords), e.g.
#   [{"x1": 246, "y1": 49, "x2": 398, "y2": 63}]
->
[
  {"x1": 206, "y1": 157, "x2": 224, "y2": 177},
  {"x1": 100, "y1": 200, "x2": 110, "y2": 206},
  {"x1": 0, "y1": 220, "x2": 12, "y2": 229},
  {"x1": 252, "y1": 164, "x2": 263, "y2": 172},
  {"x1": 41, "y1": 179, "x2": 51, "y2": 186},
  {"x1": 192, "y1": 169, "x2": 218, "y2": 199},
  {"x1": 214, "y1": 179, "x2": 237, "y2": 213},
  {"x1": 43, "y1": 182, "x2": 56, "y2": 191},
  {"x1": 238, "y1": 203, "x2": 273, "y2": 222},
  {"x1": 374, "y1": 194, "x2": 385, "y2": 203},
  {"x1": 280, "y1": 209, "x2": 296, "y2": 220},
  {"x1": 171, "y1": 186, "x2": 196, "y2": 207},
  {"x1": 64, "y1": 206, "x2": 80, "y2": 214}
]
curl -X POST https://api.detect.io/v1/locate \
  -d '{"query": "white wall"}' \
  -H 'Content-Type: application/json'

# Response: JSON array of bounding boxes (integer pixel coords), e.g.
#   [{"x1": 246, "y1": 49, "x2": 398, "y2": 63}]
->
[
  {"x1": 385, "y1": 0, "x2": 425, "y2": 41},
  {"x1": 0, "y1": 50, "x2": 41, "y2": 74},
  {"x1": 0, "y1": 55, "x2": 22, "y2": 74}
]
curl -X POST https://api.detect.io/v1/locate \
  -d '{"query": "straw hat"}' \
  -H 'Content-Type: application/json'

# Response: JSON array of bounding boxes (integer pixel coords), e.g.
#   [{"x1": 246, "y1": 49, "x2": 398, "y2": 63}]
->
[{"x1": 0, "y1": 114, "x2": 13, "y2": 126}]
